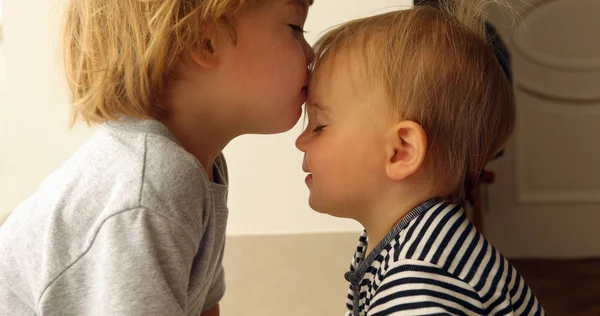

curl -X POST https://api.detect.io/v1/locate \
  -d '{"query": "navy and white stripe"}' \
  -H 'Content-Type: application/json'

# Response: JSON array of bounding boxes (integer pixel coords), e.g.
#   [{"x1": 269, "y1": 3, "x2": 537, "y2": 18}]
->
[{"x1": 344, "y1": 200, "x2": 545, "y2": 316}]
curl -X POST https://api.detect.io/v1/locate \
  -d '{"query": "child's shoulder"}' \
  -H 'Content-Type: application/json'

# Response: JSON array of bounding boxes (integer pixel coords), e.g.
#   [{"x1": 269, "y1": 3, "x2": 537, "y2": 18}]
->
[
  {"x1": 27, "y1": 118, "x2": 218, "y2": 227},
  {"x1": 101, "y1": 118, "x2": 212, "y2": 181},
  {"x1": 99, "y1": 118, "x2": 224, "y2": 213}
]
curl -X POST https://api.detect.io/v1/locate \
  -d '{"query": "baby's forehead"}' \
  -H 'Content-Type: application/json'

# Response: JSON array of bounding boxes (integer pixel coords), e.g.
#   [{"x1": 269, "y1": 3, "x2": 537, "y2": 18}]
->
[
  {"x1": 308, "y1": 49, "x2": 385, "y2": 113},
  {"x1": 310, "y1": 49, "x2": 369, "y2": 89}
]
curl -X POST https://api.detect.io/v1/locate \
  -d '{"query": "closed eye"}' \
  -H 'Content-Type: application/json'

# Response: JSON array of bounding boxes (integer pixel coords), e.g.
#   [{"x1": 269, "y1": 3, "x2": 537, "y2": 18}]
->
[
  {"x1": 313, "y1": 125, "x2": 326, "y2": 133},
  {"x1": 289, "y1": 24, "x2": 307, "y2": 33}
]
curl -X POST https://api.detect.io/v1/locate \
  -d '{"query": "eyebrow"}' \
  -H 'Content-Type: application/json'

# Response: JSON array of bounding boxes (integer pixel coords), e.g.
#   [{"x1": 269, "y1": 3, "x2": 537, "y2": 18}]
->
[
  {"x1": 288, "y1": 0, "x2": 309, "y2": 16},
  {"x1": 308, "y1": 102, "x2": 328, "y2": 113}
]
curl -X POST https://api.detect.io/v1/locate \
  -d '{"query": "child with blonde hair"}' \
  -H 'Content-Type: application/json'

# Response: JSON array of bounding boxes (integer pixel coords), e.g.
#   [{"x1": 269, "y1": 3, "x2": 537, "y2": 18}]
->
[
  {"x1": 295, "y1": 1, "x2": 545, "y2": 315},
  {"x1": 0, "y1": 0, "x2": 313, "y2": 315}
]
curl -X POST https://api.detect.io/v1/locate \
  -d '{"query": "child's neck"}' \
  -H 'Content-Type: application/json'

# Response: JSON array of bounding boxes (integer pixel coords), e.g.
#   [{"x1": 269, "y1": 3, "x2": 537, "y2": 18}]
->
[
  {"x1": 361, "y1": 185, "x2": 436, "y2": 256},
  {"x1": 160, "y1": 113, "x2": 234, "y2": 182}
]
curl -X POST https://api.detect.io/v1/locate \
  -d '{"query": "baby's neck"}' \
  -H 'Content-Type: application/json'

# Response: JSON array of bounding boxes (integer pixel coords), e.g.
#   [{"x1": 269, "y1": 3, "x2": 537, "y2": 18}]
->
[{"x1": 361, "y1": 186, "x2": 437, "y2": 256}]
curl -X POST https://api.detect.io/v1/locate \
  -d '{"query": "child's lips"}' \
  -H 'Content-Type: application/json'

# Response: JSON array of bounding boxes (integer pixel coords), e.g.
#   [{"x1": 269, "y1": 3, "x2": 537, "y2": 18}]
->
[
  {"x1": 299, "y1": 85, "x2": 308, "y2": 102},
  {"x1": 302, "y1": 75, "x2": 309, "y2": 93}
]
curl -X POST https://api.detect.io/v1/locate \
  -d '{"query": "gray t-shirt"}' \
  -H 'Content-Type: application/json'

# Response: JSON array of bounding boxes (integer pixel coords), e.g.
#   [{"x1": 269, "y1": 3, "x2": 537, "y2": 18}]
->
[{"x1": 0, "y1": 118, "x2": 229, "y2": 315}]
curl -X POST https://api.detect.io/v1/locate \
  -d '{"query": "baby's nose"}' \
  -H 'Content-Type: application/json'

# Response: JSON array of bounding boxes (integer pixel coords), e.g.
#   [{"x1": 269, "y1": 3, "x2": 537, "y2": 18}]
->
[{"x1": 295, "y1": 131, "x2": 308, "y2": 152}]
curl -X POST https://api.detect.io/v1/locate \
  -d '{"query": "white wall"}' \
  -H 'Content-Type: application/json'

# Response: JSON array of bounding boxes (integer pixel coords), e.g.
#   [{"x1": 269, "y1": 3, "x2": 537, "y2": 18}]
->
[
  {"x1": 0, "y1": 0, "x2": 95, "y2": 225},
  {"x1": 0, "y1": 0, "x2": 412, "y2": 233}
]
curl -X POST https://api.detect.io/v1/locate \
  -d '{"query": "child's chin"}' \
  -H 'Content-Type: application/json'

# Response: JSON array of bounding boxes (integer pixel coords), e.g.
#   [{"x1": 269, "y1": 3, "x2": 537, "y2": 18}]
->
[
  {"x1": 285, "y1": 106, "x2": 303, "y2": 129},
  {"x1": 260, "y1": 122, "x2": 296, "y2": 134},
  {"x1": 260, "y1": 110, "x2": 301, "y2": 134},
  {"x1": 278, "y1": 116, "x2": 300, "y2": 132}
]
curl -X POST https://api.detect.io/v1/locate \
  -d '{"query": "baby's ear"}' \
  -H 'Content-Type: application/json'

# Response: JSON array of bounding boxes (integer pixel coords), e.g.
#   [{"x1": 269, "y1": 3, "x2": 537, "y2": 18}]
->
[
  {"x1": 385, "y1": 120, "x2": 428, "y2": 181},
  {"x1": 189, "y1": 26, "x2": 220, "y2": 69}
]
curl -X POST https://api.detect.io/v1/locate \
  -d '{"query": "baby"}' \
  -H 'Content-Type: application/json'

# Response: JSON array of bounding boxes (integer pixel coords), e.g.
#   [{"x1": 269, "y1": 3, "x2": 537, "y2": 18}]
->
[{"x1": 296, "y1": 1, "x2": 545, "y2": 315}]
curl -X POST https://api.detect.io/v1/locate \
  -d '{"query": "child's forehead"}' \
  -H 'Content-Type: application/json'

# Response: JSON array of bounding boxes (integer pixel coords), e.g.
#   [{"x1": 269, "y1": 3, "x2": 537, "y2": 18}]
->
[
  {"x1": 247, "y1": 0, "x2": 310, "y2": 18},
  {"x1": 280, "y1": 0, "x2": 309, "y2": 19},
  {"x1": 287, "y1": 0, "x2": 311, "y2": 11}
]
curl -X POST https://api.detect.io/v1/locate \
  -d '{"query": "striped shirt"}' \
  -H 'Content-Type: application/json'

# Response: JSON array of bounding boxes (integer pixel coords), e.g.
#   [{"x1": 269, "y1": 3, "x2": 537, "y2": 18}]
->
[{"x1": 344, "y1": 199, "x2": 545, "y2": 316}]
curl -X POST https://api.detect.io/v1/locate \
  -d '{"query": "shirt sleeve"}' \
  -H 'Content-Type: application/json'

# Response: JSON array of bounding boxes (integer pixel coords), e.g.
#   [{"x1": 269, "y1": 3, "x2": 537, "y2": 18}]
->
[
  {"x1": 202, "y1": 253, "x2": 225, "y2": 312},
  {"x1": 38, "y1": 207, "x2": 198, "y2": 316},
  {"x1": 367, "y1": 260, "x2": 485, "y2": 316}
]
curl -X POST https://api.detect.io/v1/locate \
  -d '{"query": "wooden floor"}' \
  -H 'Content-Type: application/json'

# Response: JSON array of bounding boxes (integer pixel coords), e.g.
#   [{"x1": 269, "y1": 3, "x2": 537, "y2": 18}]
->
[{"x1": 511, "y1": 258, "x2": 600, "y2": 316}]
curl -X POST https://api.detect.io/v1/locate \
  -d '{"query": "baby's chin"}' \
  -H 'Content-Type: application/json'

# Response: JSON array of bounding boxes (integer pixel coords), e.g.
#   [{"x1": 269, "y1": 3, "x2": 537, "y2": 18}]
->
[{"x1": 308, "y1": 197, "x2": 353, "y2": 220}]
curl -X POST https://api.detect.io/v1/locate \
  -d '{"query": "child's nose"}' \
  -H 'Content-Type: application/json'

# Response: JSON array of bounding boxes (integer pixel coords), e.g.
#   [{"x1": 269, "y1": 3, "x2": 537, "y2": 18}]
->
[{"x1": 304, "y1": 41, "x2": 315, "y2": 65}]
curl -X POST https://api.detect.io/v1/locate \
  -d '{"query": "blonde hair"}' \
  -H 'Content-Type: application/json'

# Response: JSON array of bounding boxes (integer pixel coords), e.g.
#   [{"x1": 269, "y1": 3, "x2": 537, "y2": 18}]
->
[
  {"x1": 312, "y1": 0, "x2": 515, "y2": 202},
  {"x1": 63, "y1": 0, "x2": 249, "y2": 126}
]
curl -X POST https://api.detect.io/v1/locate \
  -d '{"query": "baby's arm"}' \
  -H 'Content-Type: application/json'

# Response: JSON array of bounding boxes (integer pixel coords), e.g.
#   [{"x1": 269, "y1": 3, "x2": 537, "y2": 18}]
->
[
  {"x1": 37, "y1": 207, "x2": 197, "y2": 315},
  {"x1": 367, "y1": 259, "x2": 484, "y2": 316}
]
